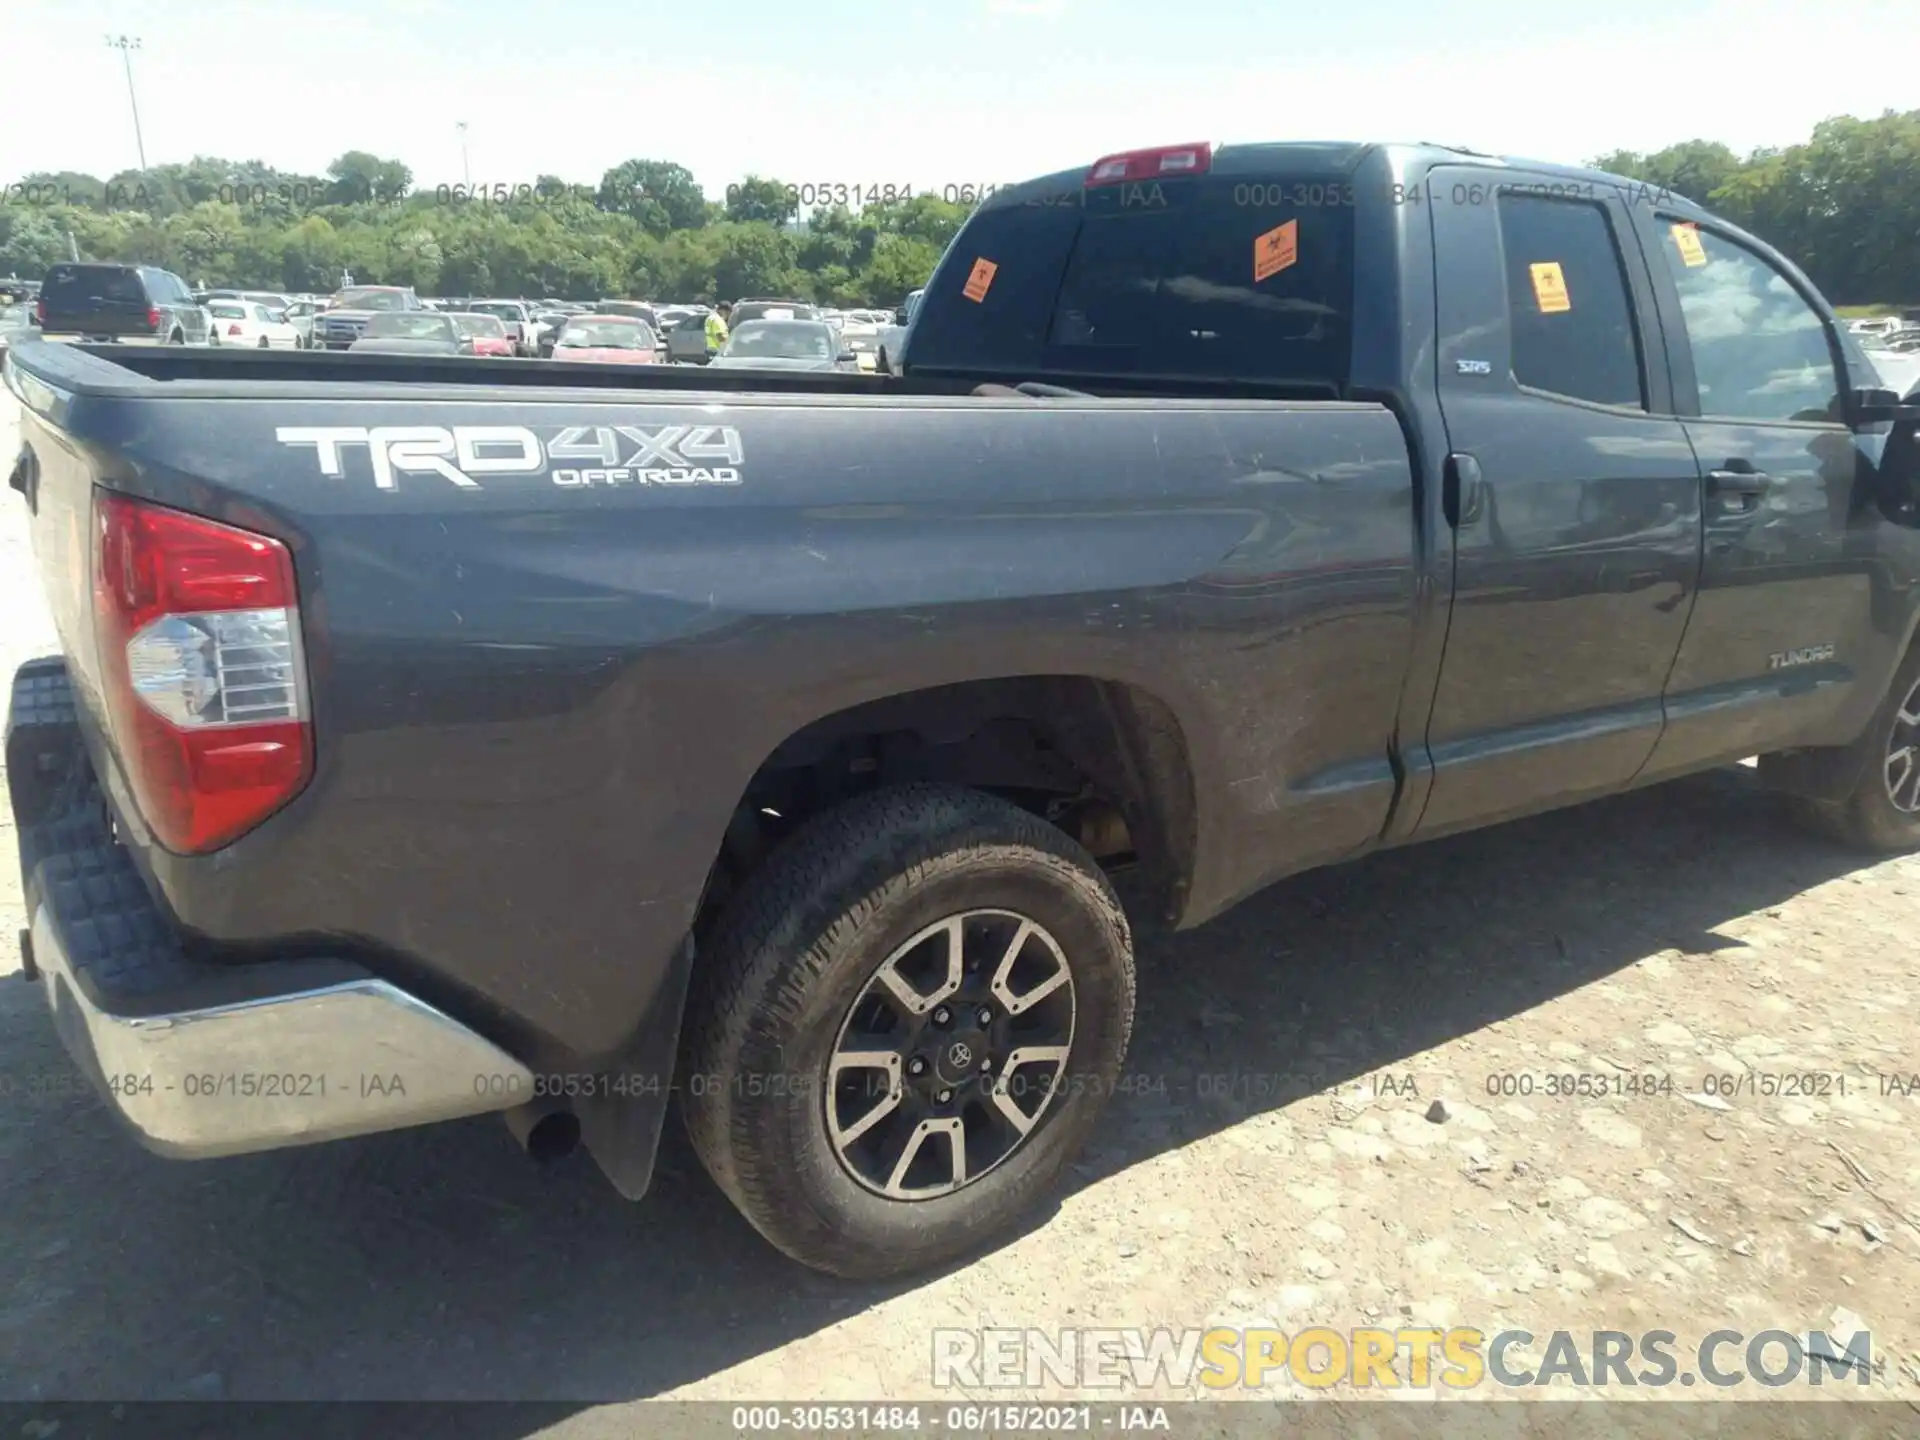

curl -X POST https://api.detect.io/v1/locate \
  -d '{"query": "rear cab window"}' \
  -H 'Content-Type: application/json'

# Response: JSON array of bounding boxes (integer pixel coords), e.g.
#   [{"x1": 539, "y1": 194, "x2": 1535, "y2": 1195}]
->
[
  {"x1": 42, "y1": 265, "x2": 147, "y2": 307},
  {"x1": 906, "y1": 143, "x2": 1363, "y2": 393}
]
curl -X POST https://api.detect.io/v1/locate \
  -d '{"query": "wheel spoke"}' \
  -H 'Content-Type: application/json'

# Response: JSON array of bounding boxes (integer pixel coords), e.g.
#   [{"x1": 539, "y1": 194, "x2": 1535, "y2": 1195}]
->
[
  {"x1": 1898, "y1": 701, "x2": 1920, "y2": 728},
  {"x1": 989, "y1": 923, "x2": 1071, "y2": 1016},
  {"x1": 884, "y1": 1117, "x2": 965, "y2": 1197},
  {"x1": 874, "y1": 916, "x2": 965, "y2": 1016},
  {"x1": 1889, "y1": 748, "x2": 1916, "y2": 812},
  {"x1": 1904, "y1": 758, "x2": 1920, "y2": 814},
  {"x1": 827, "y1": 1051, "x2": 902, "y2": 1147},
  {"x1": 990, "y1": 1045, "x2": 1072, "y2": 1134}
]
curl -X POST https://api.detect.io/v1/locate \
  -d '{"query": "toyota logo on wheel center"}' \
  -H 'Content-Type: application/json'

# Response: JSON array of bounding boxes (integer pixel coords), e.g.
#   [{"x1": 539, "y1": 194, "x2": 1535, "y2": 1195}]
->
[{"x1": 947, "y1": 1041, "x2": 973, "y2": 1070}]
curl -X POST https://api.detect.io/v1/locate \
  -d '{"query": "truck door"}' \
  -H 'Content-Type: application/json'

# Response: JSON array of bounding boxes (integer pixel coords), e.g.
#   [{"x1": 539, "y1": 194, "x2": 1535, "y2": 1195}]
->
[
  {"x1": 1631, "y1": 212, "x2": 1887, "y2": 778},
  {"x1": 1412, "y1": 170, "x2": 1703, "y2": 837}
]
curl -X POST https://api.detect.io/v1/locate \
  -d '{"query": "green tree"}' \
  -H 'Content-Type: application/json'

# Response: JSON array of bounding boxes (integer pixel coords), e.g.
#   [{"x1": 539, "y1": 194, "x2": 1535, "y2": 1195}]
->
[
  {"x1": 725, "y1": 175, "x2": 798, "y2": 226},
  {"x1": 0, "y1": 207, "x2": 71, "y2": 275},
  {"x1": 328, "y1": 150, "x2": 414, "y2": 205},
  {"x1": 599, "y1": 159, "x2": 707, "y2": 235}
]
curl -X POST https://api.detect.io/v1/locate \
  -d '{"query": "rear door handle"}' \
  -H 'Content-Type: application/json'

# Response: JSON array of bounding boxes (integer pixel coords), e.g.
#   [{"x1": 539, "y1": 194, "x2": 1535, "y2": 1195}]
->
[{"x1": 1443, "y1": 452, "x2": 1484, "y2": 527}]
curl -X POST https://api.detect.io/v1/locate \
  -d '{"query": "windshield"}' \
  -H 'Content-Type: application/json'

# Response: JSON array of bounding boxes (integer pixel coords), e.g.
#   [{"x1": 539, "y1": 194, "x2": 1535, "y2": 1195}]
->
[
  {"x1": 363, "y1": 312, "x2": 454, "y2": 339},
  {"x1": 560, "y1": 319, "x2": 654, "y2": 349},
  {"x1": 470, "y1": 302, "x2": 523, "y2": 320},
  {"x1": 722, "y1": 321, "x2": 834, "y2": 361},
  {"x1": 451, "y1": 313, "x2": 508, "y2": 337},
  {"x1": 332, "y1": 288, "x2": 411, "y2": 311},
  {"x1": 208, "y1": 303, "x2": 249, "y2": 319},
  {"x1": 243, "y1": 293, "x2": 288, "y2": 309}
]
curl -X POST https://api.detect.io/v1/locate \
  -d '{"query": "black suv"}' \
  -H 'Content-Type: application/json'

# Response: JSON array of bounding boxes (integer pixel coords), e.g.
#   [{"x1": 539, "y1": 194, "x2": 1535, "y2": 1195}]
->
[{"x1": 36, "y1": 263, "x2": 211, "y2": 345}]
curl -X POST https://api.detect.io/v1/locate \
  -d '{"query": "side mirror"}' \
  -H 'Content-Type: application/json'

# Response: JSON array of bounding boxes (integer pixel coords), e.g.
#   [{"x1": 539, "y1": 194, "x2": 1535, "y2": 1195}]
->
[
  {"x1": 893, "y1": 308, "x2": 909, "y2": 325},
  {"x1": 838, "y1": 348, "x2": 856, "y2": 363},
  {"x1": 1853, "y1": 387, "x2": 1920, "y2": 427}
]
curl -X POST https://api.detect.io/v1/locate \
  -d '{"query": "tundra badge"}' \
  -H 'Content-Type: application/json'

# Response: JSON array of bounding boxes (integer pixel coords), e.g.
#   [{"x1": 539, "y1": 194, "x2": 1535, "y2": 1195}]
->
[{"x1": 1769, "y1": 643, "x2": 1835, "y2": 671}]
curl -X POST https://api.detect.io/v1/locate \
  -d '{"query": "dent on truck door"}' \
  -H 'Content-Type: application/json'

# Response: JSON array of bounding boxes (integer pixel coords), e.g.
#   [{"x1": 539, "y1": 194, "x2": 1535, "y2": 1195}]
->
[
  {"x1": 1413, "y1": 174, "x2": 1702, "y2": 837},
  {"x1": 1636, "y1": 216, "x2": 1889, "y2": 777}
]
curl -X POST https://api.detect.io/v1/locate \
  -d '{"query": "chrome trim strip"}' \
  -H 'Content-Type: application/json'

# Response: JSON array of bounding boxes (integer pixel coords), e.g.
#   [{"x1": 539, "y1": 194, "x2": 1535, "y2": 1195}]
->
[{"x1": 31, "y1": 904, "x2": 535, "y2": 1158}]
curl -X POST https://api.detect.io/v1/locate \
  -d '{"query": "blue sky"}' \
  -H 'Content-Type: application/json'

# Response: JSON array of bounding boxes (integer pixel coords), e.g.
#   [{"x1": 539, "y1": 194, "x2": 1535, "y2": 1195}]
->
[{"x1": 7, "y1": 0, "x2": 1908, "y2": 194}]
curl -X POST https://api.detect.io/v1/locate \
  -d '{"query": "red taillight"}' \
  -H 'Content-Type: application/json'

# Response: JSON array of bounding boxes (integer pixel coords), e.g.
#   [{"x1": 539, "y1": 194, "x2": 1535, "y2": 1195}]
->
[
  {"x1": 92, "y1": 492, "x2": 312, "y2": 853},
  {"x1": 1086, "y1": 142, "x2": 1213, "y2": 186},
  {"x1": 35, "y1": 298, "x2": 47, "y2": 324},
  {"x1": 227, "y1": 323, "x2": 244, "y2": 335},
  {"x1": 146, "y1": 306, "x2": 161, "y2": 329}
]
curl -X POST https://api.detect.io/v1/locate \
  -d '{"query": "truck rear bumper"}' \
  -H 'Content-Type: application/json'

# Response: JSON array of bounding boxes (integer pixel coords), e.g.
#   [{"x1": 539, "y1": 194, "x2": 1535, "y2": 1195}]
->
[{"x1": 8, "y1": 657, "x2": 535, "y2": 1159}]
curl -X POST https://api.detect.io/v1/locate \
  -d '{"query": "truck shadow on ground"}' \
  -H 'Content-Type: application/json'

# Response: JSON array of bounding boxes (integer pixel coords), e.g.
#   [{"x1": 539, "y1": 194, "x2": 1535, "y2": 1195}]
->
[{"x1": 0, "y1": 766, "x2": 1879, "y2": 1411}]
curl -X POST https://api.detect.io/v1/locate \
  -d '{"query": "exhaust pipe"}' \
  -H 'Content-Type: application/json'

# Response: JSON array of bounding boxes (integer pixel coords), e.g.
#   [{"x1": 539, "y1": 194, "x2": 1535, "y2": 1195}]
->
[{"x1": 503, "y1": 1099, "x2": 581, "y2": 1163}]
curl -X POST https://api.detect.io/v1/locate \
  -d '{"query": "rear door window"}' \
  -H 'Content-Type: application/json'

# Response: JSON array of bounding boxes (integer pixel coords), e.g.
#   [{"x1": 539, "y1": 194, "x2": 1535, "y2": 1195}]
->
[{"x1": 1494, "y1": 193, "x2": 1646, "y2": 409}]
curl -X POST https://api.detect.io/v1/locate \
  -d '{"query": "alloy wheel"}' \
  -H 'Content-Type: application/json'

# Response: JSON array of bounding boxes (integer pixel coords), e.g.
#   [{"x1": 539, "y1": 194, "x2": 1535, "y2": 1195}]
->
[{"x1": 824, "y1": 909, "x2": 1076, "y2": 1200}]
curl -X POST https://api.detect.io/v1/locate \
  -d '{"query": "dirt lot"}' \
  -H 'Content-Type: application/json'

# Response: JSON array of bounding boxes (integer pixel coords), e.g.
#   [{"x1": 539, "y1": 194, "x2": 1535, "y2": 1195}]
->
[{"x1": 0, "y1": 386, "x2": 1916, "y2": 1428}]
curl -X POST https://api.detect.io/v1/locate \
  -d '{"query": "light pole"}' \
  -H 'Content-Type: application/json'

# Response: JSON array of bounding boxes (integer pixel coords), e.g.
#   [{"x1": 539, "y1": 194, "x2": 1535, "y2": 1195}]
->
[
  {"x1": 456, "y1": 122, "x2": 470, "y2": 188},
  {"x1": 104, "y1": 35, "x2": 148, "y2": 173}
]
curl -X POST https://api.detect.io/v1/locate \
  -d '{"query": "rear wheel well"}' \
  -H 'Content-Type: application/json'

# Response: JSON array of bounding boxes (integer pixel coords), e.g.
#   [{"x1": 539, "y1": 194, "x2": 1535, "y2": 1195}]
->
[{"x1": 695, "y1": 677, "x2": 1196, "y2": 940}]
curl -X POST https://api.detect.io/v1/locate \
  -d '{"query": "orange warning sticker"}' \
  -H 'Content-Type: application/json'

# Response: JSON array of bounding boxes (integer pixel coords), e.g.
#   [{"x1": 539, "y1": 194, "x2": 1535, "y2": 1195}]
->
[
  {"x1": 962, "y1": 257, "x2": 998, "y2": 303},
  {"x1": 1671, "y1": 222, "x2": 1708, "y2": 268},
  {"x1": 1253, "y1": 220, "x2": 1298, "y2": 283},
  {"x1": 1529, "y1": 261, "x2": 1571, "y2": 313}
]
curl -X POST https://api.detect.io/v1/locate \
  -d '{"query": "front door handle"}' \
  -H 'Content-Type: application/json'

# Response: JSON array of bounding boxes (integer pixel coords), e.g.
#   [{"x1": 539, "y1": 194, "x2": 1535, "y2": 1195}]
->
[{"x1": 1706, "y1": 466, "x2": 1771, "y2": 511}]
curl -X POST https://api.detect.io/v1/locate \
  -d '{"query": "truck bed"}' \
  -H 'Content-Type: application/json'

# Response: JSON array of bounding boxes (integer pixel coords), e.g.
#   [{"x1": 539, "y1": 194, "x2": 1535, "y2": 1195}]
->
[{"x1": 16, "y1": 340, "x2": 1345, "y2": 402}]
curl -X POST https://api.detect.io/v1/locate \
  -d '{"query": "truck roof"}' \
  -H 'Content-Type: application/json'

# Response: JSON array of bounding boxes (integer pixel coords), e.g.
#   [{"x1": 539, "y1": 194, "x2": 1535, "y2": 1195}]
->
[{"x1": 985, "y1": 141, "x2": 1714, "y2": 218}]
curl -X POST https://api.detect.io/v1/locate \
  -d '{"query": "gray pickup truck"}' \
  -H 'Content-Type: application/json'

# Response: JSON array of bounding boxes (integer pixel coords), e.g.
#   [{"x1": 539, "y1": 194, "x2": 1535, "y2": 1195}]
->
[{"x1": 7, "y1": 140, "x2": 1920, "y2": 1280}]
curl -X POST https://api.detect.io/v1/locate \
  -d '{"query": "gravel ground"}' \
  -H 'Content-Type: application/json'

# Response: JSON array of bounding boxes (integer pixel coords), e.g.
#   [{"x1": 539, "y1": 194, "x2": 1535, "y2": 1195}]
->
[{"x1": 0, "y1": 383, "x2": 1916, "y2": 1428}]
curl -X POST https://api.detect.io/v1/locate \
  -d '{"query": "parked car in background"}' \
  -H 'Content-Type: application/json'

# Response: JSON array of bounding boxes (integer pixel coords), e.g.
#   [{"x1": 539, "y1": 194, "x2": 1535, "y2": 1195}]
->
[
  {"x1": 314, "y1": 285, "x2": 425, "y2": 349},
  {"x1": 465, "y1": 299, "x2": 537, "y2": 355},
  {"x1": 449, "y1": 311, "x2": 516, "y2": 357},
  {"x1": 34, "y1": 263, "x2": 211, "y2": 345},
  {"x1": 0, "y1": 301, "x2": 38, "y2": 356},
  {"x1": 548, "y1": 315, "x2": 660, "y2": 364},
  {"x1": 345, "y1": 311, "x2": 469, "y2": 355},
  {"x1": 836, "y1": 322, "x2": 888, "y2": 372},
  {"x1": 531, "y1": 311, "x2": 572, "y2": 357},
  {"x1": 1850, "y1": 316, "x2": 1906, "y2": 340},
  {"x1": 729, "y1": 298, "x2": 818, "y2": 326},
  {"x1": 1860, "y1": 332, "x2": 1920, "y2": 398},
  {"x1": 708, "y1": 318, "x2": 854, "y2": 371},
  {"x1": 894, "y1": 287, "x2": 925, "y2": 326},
  {"x1": 278, "y1": 298, "x2": 319, "y2": 348},
  {"x1": 594, "y1": 300, "x2": 661, "y2": 326},
  {"x1": 206, "y1": 300, "x2": 303, "y2": 349}
]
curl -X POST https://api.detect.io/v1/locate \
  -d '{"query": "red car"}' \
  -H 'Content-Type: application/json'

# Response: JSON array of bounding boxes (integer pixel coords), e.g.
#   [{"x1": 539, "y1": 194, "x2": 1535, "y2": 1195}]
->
[
  {"x1": 449, "y1": 312, "x2": 515, "y2": 357},
  {"x1": 549, "y1": 315, "x2": 659, "y2": 364}
]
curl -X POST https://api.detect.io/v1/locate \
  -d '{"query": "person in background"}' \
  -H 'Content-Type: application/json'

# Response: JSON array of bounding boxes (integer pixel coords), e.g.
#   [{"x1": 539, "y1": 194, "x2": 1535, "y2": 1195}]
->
[{"x1": 705, "y1": 301, "x2": 731, "y2": 356}]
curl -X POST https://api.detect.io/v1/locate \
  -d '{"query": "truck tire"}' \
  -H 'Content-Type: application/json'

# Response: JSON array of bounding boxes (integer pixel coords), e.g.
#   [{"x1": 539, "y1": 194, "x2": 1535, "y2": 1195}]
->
[
  {"x1": 1776, "y1": 642, "x2": 1920, "y2": 851},
  {"x1": 682, "y1": 783, "x2": 1135, "y2": 1279}
]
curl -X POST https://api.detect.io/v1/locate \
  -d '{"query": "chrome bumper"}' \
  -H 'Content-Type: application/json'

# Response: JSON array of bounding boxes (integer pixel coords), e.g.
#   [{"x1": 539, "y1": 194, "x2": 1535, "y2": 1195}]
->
[
  {"x1": 10, "y1": 657, "x2": 534, "y2": 1160},
  {"x1": 30, "y1": 903, "x2": 534, "y2": 1158}
]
